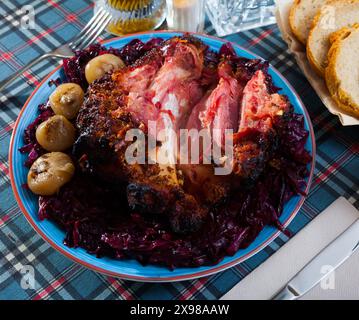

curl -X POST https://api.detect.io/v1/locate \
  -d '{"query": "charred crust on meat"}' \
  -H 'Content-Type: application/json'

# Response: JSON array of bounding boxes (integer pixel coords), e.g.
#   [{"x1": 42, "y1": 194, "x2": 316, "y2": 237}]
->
[
  {"x1": 170, "y1": 194, "x2": 208, "y2": 234},
  {"x1": 232, "y1": 130, "x2": 278, "y2": 187}
]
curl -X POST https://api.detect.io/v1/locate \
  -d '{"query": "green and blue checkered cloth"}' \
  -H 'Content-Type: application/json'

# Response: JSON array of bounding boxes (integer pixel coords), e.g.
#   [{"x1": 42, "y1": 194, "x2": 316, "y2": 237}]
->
[{"x1": 0, "y1": 0, "x2": 358, "y2": 300}]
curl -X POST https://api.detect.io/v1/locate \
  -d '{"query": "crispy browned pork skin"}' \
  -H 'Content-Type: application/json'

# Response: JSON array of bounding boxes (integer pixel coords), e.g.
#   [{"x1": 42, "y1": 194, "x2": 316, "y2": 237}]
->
[
  {"x1": 231, "y1": 70, "x2": 289, "y2": 184},
  {"x1": 74, "y1": 36, "x2": 290, "y2": 233}
]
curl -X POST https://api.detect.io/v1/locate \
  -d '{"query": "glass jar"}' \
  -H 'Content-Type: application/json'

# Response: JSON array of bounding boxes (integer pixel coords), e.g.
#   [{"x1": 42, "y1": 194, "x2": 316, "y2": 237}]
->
[{"x1": 95, "y1": 0, "x2": 166, "y2": 35}]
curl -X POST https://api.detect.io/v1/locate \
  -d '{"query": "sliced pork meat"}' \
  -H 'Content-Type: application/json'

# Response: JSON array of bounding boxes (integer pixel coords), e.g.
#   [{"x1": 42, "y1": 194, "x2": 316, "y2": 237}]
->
[
  {"x1": 74, "y1": 36, "x2": 293, "y2": 234},
  {"x1": 181, "y1": 62, "x2": 242, "y2": 206},
  {"x1": 114, "y1": 64, "x2": 161, "y2": 125},
  {"x1": 211, "y1": 63, "x2": 242, "y2": 148},
  {"x1": 186, "y1": 90, "x2": 213, "y2": 132},
  {"x1": 151, "y1": 40, "x2": 204, "y2": 133},
  {"x1": 238, "y1": 70, "x2": 289, "y2": 132},
  {"x1": 111, "y1": 48, "x2": 164, "y2": 125},
  {"x1": 199, "y1": 62, "x2": 241, "y2": 133},
  {"x1": 232, "y1": 70, "x2": 290, "y2": 182},
  {"x1": 125, "y1": 38, "x2": 206, "y2": 232}
]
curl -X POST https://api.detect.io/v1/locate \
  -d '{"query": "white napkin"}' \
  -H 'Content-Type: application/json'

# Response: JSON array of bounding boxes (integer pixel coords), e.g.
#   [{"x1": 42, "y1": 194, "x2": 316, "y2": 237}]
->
[
  {"x1": 275, "y1": 0, "x2": 359, "y2": 126},
  {"x1": 220, "y1": 197, "x2": 359, "y2": 300}
]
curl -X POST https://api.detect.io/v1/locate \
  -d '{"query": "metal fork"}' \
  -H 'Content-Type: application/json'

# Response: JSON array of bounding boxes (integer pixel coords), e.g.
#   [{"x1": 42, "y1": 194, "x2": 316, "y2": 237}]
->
[{"x1": 0, "y1": 7, "x2": 112, "y2": 92}]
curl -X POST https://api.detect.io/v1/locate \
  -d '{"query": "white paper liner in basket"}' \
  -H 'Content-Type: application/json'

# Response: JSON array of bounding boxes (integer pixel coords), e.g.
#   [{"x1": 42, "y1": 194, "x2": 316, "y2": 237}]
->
[{"x1": 275, "y1": 0, "x2": 359, "y2": 126}]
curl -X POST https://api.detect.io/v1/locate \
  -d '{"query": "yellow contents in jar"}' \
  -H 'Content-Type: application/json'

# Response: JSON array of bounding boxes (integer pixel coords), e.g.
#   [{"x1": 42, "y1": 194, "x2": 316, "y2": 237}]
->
[
  {"x1": 105, "y1": 0, "x2": 165, "y2": 35},
  {"x1": 107, "y1": 18, "x2": 157, "y2": 35},
  {"x1": 107, "y1": 0, "x2": 151, "y2": 11}
]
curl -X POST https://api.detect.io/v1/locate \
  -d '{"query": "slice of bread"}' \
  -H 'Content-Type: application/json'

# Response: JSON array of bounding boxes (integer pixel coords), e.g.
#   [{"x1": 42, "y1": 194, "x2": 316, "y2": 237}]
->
[
  {"x1": 325, "y1": 24, "x2": 359, "y2": 118},
  {"x1": 289, "y1": 0, "x2": 327, "y2": 45},
  {"x1": 307, "y1": 0, "x2": 359, "y2": 77}
]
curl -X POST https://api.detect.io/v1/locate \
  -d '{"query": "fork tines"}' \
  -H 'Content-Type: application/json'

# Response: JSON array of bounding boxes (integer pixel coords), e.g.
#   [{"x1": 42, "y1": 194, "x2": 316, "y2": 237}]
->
[{"x1": 69, "y1": 7, "x2": 112, "y2": 51}]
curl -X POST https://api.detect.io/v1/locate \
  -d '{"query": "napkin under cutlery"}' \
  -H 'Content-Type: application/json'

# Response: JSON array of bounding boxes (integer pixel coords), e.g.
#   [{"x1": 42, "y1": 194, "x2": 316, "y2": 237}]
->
[{"x1": 221, "y1": 197, "x2": 359, "y2": 300}]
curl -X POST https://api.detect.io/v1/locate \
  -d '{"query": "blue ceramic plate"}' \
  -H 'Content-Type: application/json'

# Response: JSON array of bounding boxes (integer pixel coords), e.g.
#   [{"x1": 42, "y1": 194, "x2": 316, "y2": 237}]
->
[{"x1": 10, "y1": 31, "x2": 316, "y2": 282}]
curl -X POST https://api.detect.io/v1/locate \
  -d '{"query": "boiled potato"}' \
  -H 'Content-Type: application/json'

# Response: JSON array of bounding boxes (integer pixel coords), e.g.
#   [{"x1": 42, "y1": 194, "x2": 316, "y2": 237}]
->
[
  {"x1": 49, "y1": 83, "x2": 84, "y2": 119},
  {"x1": 36, "y1": 115, "x2": 75, "y2": 152},
  {"x1": 85, "y1": 54, "x2": 125, "y2": 84},
  {"x1": 27, "y1": 152, "x2": 75, "y2": 196}
]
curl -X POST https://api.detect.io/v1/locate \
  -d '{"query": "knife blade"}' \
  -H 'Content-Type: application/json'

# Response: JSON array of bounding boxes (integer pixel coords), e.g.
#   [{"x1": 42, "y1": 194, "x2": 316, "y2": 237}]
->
[{"x1": 273, "y1": 218, "x2": 359, "y2": 300}]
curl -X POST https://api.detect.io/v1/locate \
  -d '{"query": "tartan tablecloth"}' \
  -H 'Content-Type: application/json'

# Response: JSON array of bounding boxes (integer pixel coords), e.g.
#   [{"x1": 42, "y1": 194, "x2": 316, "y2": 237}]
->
[{"x1": 0, "y1": 0, "x2": 358, "y2": 300}]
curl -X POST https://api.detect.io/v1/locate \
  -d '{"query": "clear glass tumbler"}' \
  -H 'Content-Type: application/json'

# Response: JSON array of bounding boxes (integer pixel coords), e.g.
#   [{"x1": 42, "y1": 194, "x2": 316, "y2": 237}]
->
[
  {"x1": 166, "y1": 0, "x2": 205, "y2": 33},
  {"x1": 205, "y1": 0, "x2": 276, "y2": 37}
]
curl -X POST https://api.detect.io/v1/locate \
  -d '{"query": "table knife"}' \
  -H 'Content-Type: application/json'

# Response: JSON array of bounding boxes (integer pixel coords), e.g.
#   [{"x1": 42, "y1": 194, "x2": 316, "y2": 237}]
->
[{"x1": 273, "y1": 218, "x2": 359, "y2": 300}]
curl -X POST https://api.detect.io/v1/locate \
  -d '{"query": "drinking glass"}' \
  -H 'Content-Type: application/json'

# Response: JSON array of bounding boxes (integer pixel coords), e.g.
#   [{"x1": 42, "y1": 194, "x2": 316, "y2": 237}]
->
[
  {"x1": 166, "y1": 0, "x2": 205, "y2": 33},
  {"x1": 205, "y1": 0, "x2": 276, "y2": 36}
]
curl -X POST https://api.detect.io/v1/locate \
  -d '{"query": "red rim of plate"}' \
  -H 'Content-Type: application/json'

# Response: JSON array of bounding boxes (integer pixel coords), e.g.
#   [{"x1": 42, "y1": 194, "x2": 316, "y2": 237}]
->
[{"x1": 9, "y1": 31, "x2": 316, "y2": 282}]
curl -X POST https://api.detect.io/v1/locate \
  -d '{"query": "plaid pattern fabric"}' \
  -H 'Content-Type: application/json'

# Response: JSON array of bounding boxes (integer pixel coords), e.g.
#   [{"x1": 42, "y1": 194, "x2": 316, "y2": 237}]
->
[{"x1": 0, "y1": 0, "x2": 358, "y2": 300}]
